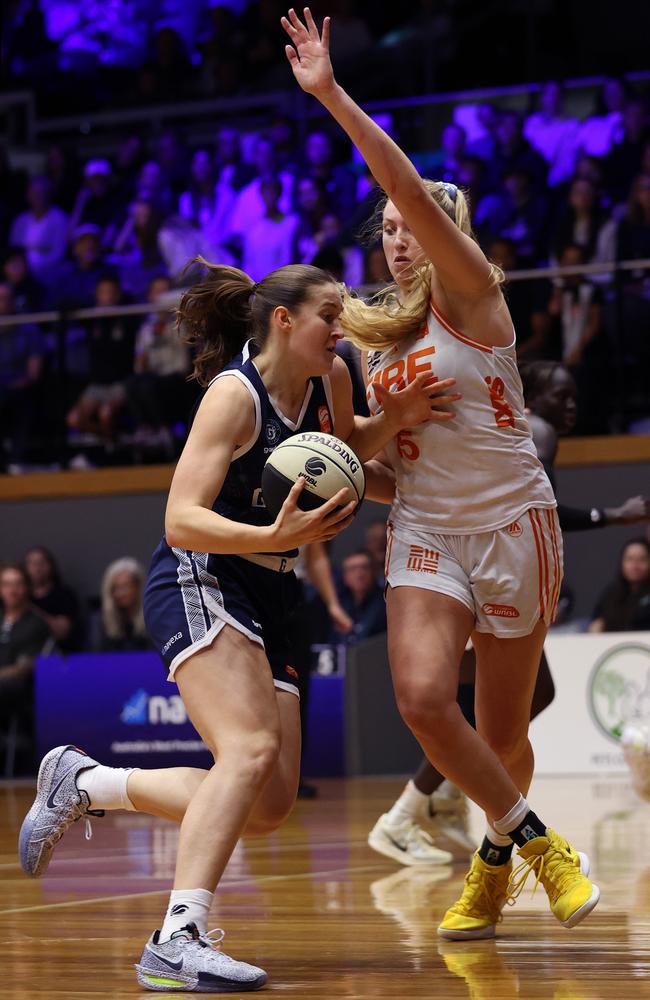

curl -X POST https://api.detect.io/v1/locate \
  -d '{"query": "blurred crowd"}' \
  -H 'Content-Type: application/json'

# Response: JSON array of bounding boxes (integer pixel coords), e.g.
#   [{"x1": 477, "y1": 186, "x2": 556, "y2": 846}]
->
[{"x1": 2, "y1": 74, "x2": 650, "y2": 470}]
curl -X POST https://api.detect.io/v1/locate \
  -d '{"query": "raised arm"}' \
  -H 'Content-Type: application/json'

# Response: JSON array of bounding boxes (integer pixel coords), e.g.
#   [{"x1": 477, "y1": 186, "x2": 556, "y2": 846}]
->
[{"x1": 282, "y1": 8, "x2": 493, "y2": 300}]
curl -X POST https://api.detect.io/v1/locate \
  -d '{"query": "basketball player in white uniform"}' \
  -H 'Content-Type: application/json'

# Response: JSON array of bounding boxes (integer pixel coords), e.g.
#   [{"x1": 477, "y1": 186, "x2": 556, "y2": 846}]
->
[{"x1": 283, "y1": 8, "x2": 599, "y2": 939}]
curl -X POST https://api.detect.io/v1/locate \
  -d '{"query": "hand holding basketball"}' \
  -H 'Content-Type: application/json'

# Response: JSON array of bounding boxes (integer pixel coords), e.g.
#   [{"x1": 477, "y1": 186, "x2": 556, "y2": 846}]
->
[
  {"x1": 270, "y1": 479, "x2": 356, "y2": 548},
  {"x1": 281, "y1": 8, "x2": 335, "y2": 98},
  {"x1": 374, "y1": 373, "x2": 461, "y2": 430}
]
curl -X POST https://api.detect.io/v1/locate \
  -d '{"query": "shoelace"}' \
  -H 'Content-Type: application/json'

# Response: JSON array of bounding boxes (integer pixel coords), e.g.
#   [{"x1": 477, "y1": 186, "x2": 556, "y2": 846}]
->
[
  {"x1": 456, "y1": 865, "x2": 509, "y2": 918},
  {"x1": 508, "y1": 841, "x2": 579, "y2": 903}
]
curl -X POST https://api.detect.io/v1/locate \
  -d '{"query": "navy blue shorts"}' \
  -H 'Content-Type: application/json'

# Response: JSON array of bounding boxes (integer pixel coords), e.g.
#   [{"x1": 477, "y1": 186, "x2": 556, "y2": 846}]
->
[{"x1": 143, "y1": 540, "x2": 302, "y2": 696}]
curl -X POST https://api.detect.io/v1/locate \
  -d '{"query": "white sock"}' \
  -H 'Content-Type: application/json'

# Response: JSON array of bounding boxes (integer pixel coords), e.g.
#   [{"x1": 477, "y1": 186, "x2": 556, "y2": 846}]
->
[
  {"x1": 385, "y1": 780, "x2": 429, "y2": 825},
  {"x1": 434, "y1": 779, "x2": 461, "y2": 801},
  {"x1": 486, "y1": 823, "x2": 512, "y2": 846},
  {"x1": 492, "y1": 794, "x2": 528, "y2": 837},
  {"x1": 160, "y1": 888, "x2": 214, "y2": 941},
  {"x1": 76, "y1": 765, "x2": 137, "y2": 811}
]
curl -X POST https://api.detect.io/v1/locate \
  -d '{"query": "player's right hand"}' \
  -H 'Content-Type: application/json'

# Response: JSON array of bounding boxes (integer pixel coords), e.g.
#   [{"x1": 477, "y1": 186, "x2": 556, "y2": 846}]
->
[{"x1": 270, "y1": 479, "x2": 357, "y2": 549}]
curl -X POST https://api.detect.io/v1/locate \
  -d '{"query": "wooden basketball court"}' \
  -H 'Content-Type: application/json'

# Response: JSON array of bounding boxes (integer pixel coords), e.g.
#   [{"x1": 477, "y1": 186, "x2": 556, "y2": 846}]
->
[{"x1": 2, "y1": 774, "x2": 649, "y2": 998}]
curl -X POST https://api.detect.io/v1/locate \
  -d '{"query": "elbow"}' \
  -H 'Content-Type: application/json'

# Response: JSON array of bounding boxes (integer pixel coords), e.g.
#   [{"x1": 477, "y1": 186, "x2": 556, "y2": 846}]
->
[{"x1": 165, "y1": 512, "x2": 185, "y2": 549}]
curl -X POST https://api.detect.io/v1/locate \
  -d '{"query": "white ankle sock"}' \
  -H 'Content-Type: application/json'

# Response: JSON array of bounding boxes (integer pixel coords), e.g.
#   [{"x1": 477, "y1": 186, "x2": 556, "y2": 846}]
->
[
  {"x1": 386, "y1": 780, "x2": 429, "y2": 825},
  {"x1": 160, "y1": 888, "x2": 214, "y2": 941},
  {"x1": 434, "y1": 779, "x2": 461, "y2": 801},
  {"x1": 76, "y1": 765, "x2": 137, "y2": 811},
  {"x1": 492, "y1": 794, "x2": 528, "y2": 836},
  {"x1": 486, "y1": 823, "x2": 512, "y2": 847}
]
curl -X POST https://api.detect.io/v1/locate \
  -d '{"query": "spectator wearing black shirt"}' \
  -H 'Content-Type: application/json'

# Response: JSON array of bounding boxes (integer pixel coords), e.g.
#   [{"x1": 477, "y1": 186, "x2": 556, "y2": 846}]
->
[
  {"x1": 484, "y1": 110, "x2": 547, "y2": 193},
  {"x1": 24, "y1": 547, "x2": 83, "y2": 653},
  {"x1": 330, "y1": 550, "x2": 386, "y2": 645},
  {"x1": 488, "y1": 237, "x2": 550, "y2": 360},
  {"x1": 551, "y1": 177, "x2": 607, "y2": 262},
  {"x1": 0, "y1": 282, "x2": 45, "y2": 470},
  {"x1": 604, "y1": 99, "x2": 649, "y2": 204},
  {"x1": 301, "y1": 129, "x2": 356, "y2": 219},
  {"x1": 475, "y1": 168, "x2": 548, "y2": 264},
  {"x1": 589, "y1": 539, "x2": 650, "y2": 633},
  {"x1": 68, "y1": 160, "x2": 123, "y2": 250},
  {"x1": 2, "y1": 247, "x2": 45, "y2": 313},
  {"x1": 95, "y1": 557, "x2": 152, "y2": 652},
  {"x1": 66, "y1": 275, "x2": 136, "y2": 448},
  {"x1": 0, "y1": 562, "x2": 53, "y2": 739}
]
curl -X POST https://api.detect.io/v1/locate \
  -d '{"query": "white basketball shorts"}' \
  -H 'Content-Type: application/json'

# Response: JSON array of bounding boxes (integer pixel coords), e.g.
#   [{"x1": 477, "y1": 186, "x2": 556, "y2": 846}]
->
[{"x1": 385, "y1": 508, "x2": 563, "y2": 638}]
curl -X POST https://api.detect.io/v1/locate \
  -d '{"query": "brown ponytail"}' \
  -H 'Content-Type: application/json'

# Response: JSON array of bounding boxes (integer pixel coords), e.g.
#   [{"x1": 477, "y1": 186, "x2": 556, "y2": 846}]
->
[{"x1": 178, "y1": 258, "x2": 254, "y2": 385}]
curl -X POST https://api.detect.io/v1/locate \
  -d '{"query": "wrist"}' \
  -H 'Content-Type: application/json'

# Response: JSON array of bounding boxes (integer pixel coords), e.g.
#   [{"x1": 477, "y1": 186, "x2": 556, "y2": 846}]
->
[
  {"x1": 318, "y1": 80, "x2": 345, "y2": 109},
  {"x1": 592, "y1": 507, "x2": 607, "y2": 525}
]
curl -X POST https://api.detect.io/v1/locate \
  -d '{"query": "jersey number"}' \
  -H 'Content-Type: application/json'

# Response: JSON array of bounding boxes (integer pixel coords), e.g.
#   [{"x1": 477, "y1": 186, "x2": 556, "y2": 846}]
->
[{"x1": 397, "y1": 430, "x2": 420, "y2": 461}]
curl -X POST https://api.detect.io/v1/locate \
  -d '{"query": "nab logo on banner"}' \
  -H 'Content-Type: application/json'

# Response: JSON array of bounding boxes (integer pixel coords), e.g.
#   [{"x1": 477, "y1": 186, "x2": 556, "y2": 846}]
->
[{"x1": 121, "y1": 689, "x2": 188, "y2": 725}]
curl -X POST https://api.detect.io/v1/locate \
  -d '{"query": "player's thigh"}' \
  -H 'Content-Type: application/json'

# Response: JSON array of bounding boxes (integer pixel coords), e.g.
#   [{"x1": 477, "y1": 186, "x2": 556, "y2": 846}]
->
[{"x1": 176, "y1": 623, "x2": 282, "y2": 761}]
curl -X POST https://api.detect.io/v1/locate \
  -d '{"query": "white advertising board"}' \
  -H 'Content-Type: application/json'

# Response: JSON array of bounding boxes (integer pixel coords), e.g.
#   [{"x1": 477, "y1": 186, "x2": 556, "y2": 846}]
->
[{"x1": 530, "y1": 631, "x2": 650, "y2": 775}]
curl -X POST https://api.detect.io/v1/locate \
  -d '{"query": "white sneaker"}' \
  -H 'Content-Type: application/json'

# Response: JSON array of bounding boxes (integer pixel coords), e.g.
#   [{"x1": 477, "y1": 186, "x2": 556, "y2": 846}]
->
[
  {"x1": 430, "y1": 785, "x2": 477, "y2": 853},
  {"x1": 368, "y1": 813, "x2": 453, "y2": 867}
]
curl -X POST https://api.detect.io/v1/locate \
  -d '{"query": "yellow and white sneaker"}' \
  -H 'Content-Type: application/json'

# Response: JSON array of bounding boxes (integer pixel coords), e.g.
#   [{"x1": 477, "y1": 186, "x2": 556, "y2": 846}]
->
[
  {"x1": 508, "y1": 828, "x2": 599, "y2": 928},
  {"x1": 368, "y1": 813, "x2": 453, "y2": 867},
  {"x1": 437, "y1": 852, "x2": 512, "y2": 940},
  {"x1": 431, "y1": 785, "x2": 477, "y2": 854}
]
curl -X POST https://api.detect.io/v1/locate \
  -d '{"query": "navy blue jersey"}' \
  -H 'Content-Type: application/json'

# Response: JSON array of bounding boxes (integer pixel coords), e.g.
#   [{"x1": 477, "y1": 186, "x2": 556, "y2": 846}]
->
[{"x1": 210, "y1": 340, "x2": 335, "y2": 548}]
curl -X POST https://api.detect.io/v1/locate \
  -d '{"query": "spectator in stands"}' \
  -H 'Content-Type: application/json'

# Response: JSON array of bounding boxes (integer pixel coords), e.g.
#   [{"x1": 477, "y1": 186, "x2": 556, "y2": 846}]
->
[
  {"x1": 2, "y1": 247, "x2": 45, "y2": 312},
  {"x1": 462, "y1": 102, "x2": 499, "y2": 161},
  {"x1": 241, "y1": 177, "x2": 299, "y2": 280},
  {"x1": 524, "y1": 81, "x2": 579, "y2": 188},
  {"x1": 488, "y1": 237, "x2": 550, "y2": 359},
  {"x1": 544, "y1": 243, "x2": 604, "y2": 368},
  {"x1": 128, "y1": 275, "x2": 191, "y2": 458},
  {"x1": 484, "y1": 110, "x2": 547, "y2": 192},
  {"x1": 135, "y1": 159, "x2": 173, "y2": 217},
  {"x1": 94, "y1": 557, "x2": 151, "y2": 652},
  {"x1": 0, "y1": 562, "x2": 53, "y2": 752},
  {"x1": 330, "y1": 549, "x2": 387, "y2": 644},
  {"x1": 0, "y1": 145, "x2": 27, "y2": 245},
  {"x1": 24, "y1": 546, "x2": 83, "y2": 653},
  {"x1": 113, "y1": 135, "x2": 146, "y2": 206},
  {"x1": 0, "y1": 282, "x2": 45, "y2": 471},
  {"x1": 475, "y1": 168, "x2": 548, "y2": 264},
  {"x1": 428, "y1": 123, "x2": 467, "y2": 183},
  {"x1": 138, "y1": 27, "x2": 194, "y2": 104},
  {"x1": 227, "y1": 135, "x2": 294, "y2": 249},
  {"x1": 577, "y1": 77, "x2": 627, "y2": 159},
  {"x1": 178, "y1": 149, "x2": 218, "y2": 230},
  {"x1": 604, "y1": 99, "x2": 649, "y2": 204},
  {"x1": 292, "y1": 176, "x2": 340, "y2": 265},
  {"x1": 52, "y1": 224, "x2": 109, "y2": 309},
  {"x1": 9, "y1": 176, "x2": 68, "y2": 278},
  {"x1": 66, "y1": 275, "x2": 136, "y2": 452},
  {"x1": 615, "y1": 172, "x2": 650, "y2": 275},
  {"x1": 68, "y1": 159, "x2": 122, "y2": 249},
  {"x1": 455, "y1": 154, "x2": 486, "y2": 218},
  {"x1": 153, "y1": 129, "x2": 189, "y2": 201},
  {"x1": 111, "y1": 197, "x2": 166, "y2": 299},
  {"x1": 200, "y1": 3, "x2": 246, "y2": 96},
  {"x1": 301, "y1": 129, "x2": 356, "y2": 218},
  {"x1": 589, "y1": 538, "x2": 650, "y2": 632},
  {"x1": 551, "y1": 177, "x2": 607, "y2": 262}
]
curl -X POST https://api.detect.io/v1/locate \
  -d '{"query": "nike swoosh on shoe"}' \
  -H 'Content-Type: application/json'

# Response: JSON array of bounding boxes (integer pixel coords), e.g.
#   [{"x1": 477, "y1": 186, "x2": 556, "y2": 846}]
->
[
  {"x1": 46, "y1": 770, "x2": 77, "y2": 809},
  {"x1": 147, "y1": 950, "x2": 184, "y2": 972}
]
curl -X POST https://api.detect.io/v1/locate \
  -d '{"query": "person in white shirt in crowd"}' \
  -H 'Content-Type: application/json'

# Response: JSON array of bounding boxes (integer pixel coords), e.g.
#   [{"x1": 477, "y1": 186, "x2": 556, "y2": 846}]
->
[
  {"x1": 241, "y1": 178, "x2": 299, "y2": 281},
  {"x1": 576, "y1": 77, "x2": 627, "y2": 160},
  {"x1": 9, "y1": 176, "x2": 68, "y2": 278},
  {"x1": 226, "y1": 136, "x2": 294, "y2": 251},
  {"x1": 524, "y1": 81, "x2": 579, "y2": 188}
]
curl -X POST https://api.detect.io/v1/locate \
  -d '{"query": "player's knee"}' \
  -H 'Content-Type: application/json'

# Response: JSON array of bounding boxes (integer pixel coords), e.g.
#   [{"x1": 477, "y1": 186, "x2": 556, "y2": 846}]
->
[
  {"x1": 228, "y1": 732, "x2": 281, "y2": 788},
  {"x1": 395, "y1": 681, "x2": 454, "y2": 739},
  {"x1": 482, "y1": 727, "x2": 529, "y2": 767}
]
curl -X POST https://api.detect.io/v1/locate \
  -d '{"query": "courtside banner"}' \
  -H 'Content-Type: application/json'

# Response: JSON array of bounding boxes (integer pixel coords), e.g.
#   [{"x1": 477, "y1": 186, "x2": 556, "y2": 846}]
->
[
  {"x1": 531, "y1": 632, "x2": 650, "y2": 775},
  {"x1": 35, "y1": 654, "x2": 212, "y2": 768}
]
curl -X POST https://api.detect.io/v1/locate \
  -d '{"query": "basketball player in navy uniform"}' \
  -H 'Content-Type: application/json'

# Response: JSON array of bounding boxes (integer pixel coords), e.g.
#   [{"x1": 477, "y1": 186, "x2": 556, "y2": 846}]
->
[{"x1": 19, "y1": 260, "x2": 459, "y2": 992}]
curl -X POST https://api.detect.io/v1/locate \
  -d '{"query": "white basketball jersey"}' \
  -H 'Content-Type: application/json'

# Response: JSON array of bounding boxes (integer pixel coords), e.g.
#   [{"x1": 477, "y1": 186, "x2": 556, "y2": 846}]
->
[{"x1": 366, "y1": 300, "x2": 556, "y2": 533}]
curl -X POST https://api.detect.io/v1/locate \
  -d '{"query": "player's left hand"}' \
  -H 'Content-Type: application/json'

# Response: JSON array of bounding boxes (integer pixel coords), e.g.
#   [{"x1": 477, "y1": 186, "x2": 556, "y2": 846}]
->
[
  {"x1": 373, "y1": 373, "x2": 461, "y2": 431},
  {"x1": 609, "y1": 495, "x2": 650, "y2": 523},
  {"x1": 281, "y1": 8, "x2": 335, "y2": 98}
]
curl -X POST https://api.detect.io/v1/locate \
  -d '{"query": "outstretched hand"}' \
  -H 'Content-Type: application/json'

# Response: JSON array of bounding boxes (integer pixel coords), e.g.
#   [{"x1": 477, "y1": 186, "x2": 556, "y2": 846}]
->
[
  {"x1": 373, "y1": 374, "x2": 461, "y2": 431},
  {"x1": 281, "y1": 8, "x2": 335, "y2": 98}
]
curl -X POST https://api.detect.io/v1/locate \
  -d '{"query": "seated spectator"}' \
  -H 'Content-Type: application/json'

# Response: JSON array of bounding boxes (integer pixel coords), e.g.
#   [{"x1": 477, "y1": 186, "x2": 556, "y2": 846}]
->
[
  {"x1": 227, "y1": 135, "x2": 294, "y2": 249},
  {"x1": 483, "y1": 110, "x2": 547, "y2": 193},
  {"x1": 127, "y1": 275, "x2": 191, "y2": 458},
  {"x1": 604, "y1": 98, "x2": 649, "y2": 204},
  {"x1": 329, "y1": 549, "x2": 386, "y2": 645},
  {"x1": 110, "y1": 197, "x2": 167, "y2": 299},
  {"x1": 95, "y1": 557, "x2": 151, "y2": 652},
  {"x1": 427, "y1": 123, "x2": 467, "y2": 183},
  {"x1": 615, "y1": 172, "x2": 650, "y2": 276},
  {"x1": 2, "y1": 247, "x2": 46, "y2": 313},
  {"x1": 292, "y1": 176, "x2": 340, "y2": 265},
  {"x1": 9, "y1": 176, "x2": 68, "y2": 278},
  {"x1": 0, "y1": 562, "x2": 53, "y2": 757},
  {"x1": 154, "y1": 129, "x2": 190, "y2": 202},
  {"x1": 545, "y1": 244, "x2": 604, "y2": 369},
  {"x1": 589, "y1": 538, "x2": 650, "y2": 632},
  {"x1": 475, "y1": 168, "x2": 548, "y2": 264},
  {"x1": 576, "y1": 77, "x2": 627, "y2": 160},
  {"x1": 551, "y1": 177, "x2": 607, "y2": 262},
  {"x1": 301, "y1": 129, "x2": 356, "y2": 219},
  {"x1": 113, "y1": 135, "x2": 146, "y2": 206},
  {"x1": 200, "y1": 4, "x2": 246, "y2": 96},
  {"x1": 0, "y1": 282, "x2": 45, "y2": 471},
  {"x1": 457, "y1": 102, "x2": 498, "y2": 162},
  {"x1": 50, "y1": 224, "x2": 110, "y2": 309},
  {"x1": 488, "y1": 238, "x2": 550, "y2": 359},
  {"x1": 66, "y1": 275, "x2": 136, "y2": 452},
  {"x1": 241, "y1": 177, "x2": 299, "y2": 280},
  {"x1": 24, "y1": 546, "x2": 83, "y2": 653},
  {"x1": 523, "y1": 81, "x2": 579, "y2": 188},
  {"x1": 178, "y1": 149, "x2": 218, "y2": 230},
  {"x1": 135, "y1": 159, "x2": 174, "y2": 218},
  {"x1": 45, "y1": 143, "x2": 81, "y2": 213},
  {"x1": 68, "y1": 159, "x2": 123, "y2": 249}
]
